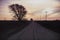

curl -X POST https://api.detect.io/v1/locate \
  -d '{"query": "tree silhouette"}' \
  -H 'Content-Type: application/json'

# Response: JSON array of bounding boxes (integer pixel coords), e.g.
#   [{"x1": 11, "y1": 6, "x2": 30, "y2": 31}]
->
[{"x1": 9, "y1": 4, "x2": 27, "y2": 21}]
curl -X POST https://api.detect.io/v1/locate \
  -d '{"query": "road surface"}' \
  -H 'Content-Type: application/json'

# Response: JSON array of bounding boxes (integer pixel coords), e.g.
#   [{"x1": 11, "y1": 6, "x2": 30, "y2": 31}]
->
[{"x1": 8, "y1": 21, "x2": 60, "y2": 40}]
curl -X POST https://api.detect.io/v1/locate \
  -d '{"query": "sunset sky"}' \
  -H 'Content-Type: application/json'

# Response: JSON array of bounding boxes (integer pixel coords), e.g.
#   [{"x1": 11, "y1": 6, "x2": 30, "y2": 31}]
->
[{"x1": 0, "y1": 0, "x2": 60, "y2": 20}]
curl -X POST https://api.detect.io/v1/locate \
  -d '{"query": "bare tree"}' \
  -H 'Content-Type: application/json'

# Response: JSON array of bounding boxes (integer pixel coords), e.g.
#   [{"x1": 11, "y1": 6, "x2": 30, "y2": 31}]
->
[{"x1": 9, "y1": 4, "x2": 27, "y2": 21}]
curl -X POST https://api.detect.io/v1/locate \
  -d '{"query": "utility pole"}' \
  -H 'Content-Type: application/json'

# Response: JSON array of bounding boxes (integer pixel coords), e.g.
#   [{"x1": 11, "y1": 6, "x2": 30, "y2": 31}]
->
[
  {"x1": 45, "y1": 11, "x2": 47, "y2": 21},
  {"x1": 40, "y1": 14, "x2": 41, "y2": 21}
]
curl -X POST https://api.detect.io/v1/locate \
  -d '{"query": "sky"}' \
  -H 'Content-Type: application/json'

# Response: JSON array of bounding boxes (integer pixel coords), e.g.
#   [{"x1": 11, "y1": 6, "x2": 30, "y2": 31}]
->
[{"x1": 0, "y1": 0, "x2": 60, "y2": 20}]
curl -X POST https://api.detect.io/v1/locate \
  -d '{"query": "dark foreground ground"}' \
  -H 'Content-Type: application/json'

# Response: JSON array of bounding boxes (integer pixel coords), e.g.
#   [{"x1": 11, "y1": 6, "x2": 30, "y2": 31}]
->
[{"x1": 0, "y1": 20, "x2": 60, "y2": 40}]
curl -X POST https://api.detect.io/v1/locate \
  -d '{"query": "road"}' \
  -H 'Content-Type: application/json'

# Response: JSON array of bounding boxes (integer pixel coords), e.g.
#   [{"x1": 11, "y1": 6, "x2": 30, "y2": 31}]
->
[{"x1": 8, "y1": 21, "x2": 60, "y2": 40}]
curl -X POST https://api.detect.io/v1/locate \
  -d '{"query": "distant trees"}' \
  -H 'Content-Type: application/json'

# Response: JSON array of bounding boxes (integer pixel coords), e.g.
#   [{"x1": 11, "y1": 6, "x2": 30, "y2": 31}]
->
[{"x1": 9, "y1": 4, "x2": 27, "y2": 21}]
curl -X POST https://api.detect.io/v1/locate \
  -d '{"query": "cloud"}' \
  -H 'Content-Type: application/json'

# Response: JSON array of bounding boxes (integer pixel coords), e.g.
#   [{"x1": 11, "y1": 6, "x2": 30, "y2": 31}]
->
[{"x1": 0, "y1": 0, "x2": 60, "y2": 20}]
